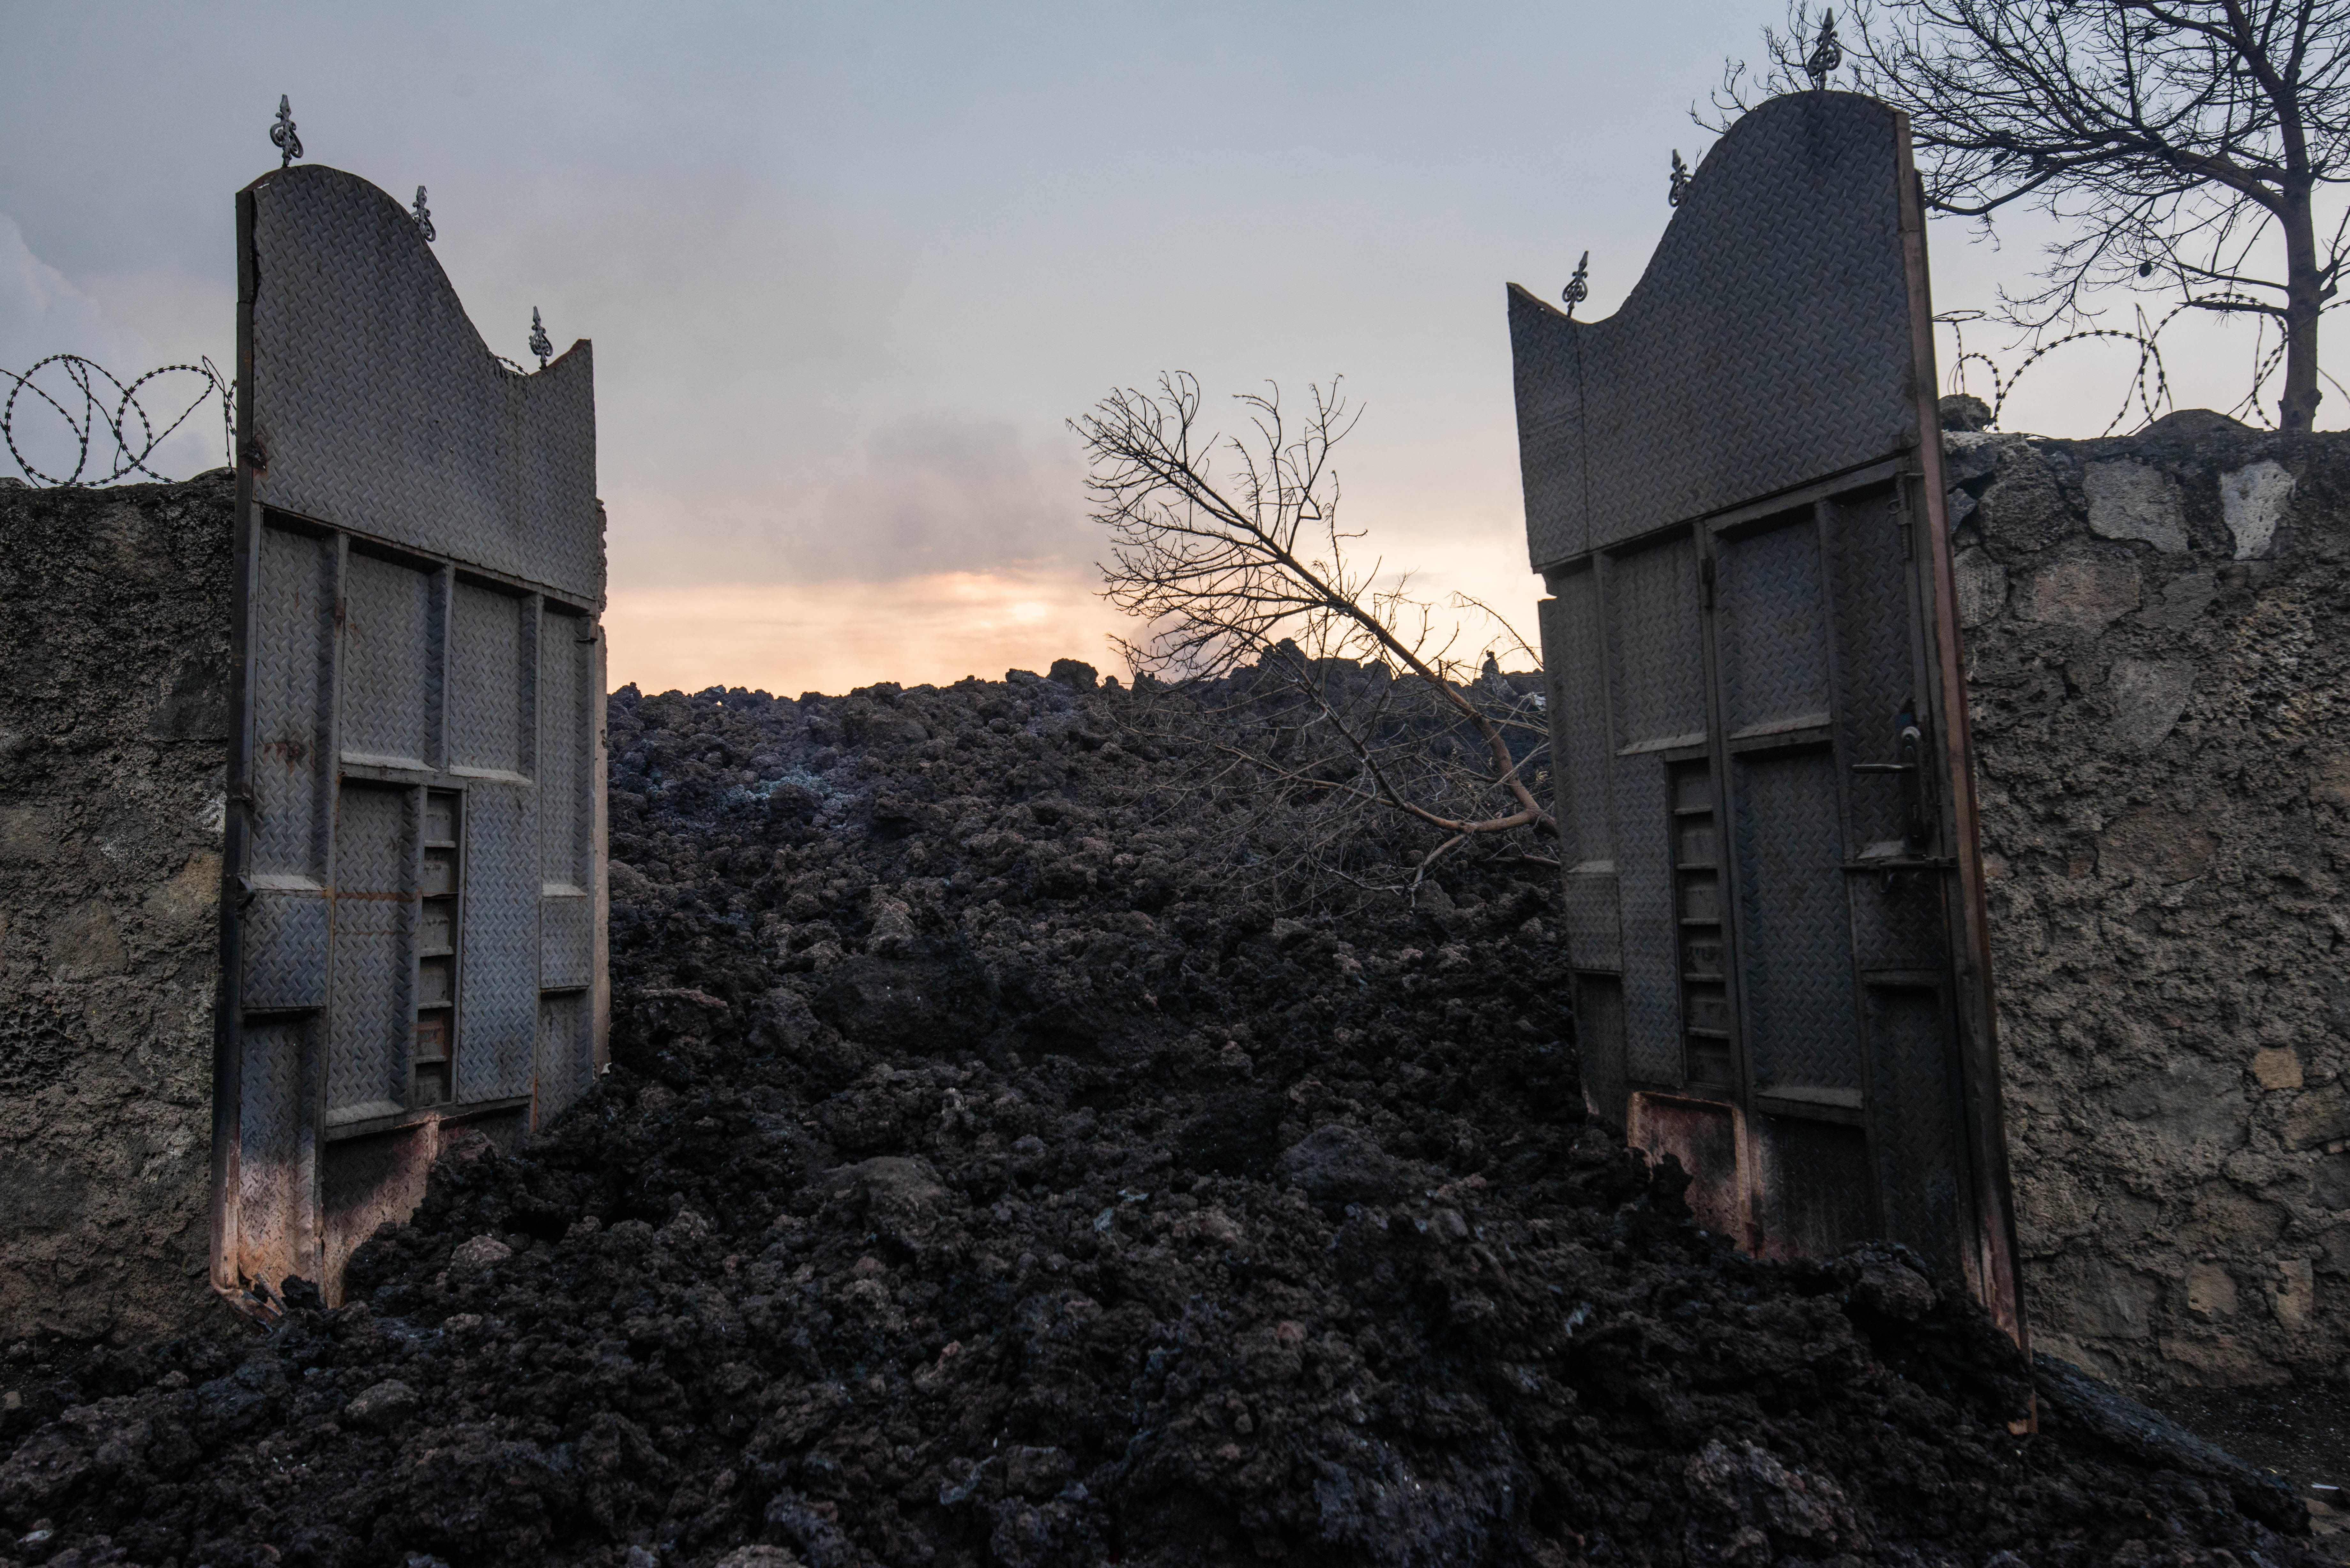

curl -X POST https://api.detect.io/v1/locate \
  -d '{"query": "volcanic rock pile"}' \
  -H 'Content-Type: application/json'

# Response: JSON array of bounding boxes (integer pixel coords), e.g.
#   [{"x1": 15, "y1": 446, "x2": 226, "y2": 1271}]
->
[{"x1": 0, "y1": 665, "x2": 2322, "y2": 1567}]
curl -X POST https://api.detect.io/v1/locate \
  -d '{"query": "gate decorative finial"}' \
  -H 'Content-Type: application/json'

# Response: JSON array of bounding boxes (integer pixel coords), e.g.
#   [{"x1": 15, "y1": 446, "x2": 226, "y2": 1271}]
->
[
  {"x1": 411, "y1": 187, "x2": 436, "y2": 243},
  {"x1": 270, "y1": 96, "x2": 303, "y2": 168},
  {"x1": 528, "y1": 308, "x2": 553, "y2": 369},
  {"x1": 1805, "y1": 10, "x2": 1843, "y2": 89},
  {"x1": 1562, "y1": 252, "x2": 1590, "y2": 317},
  {"x1": 1669, "y1": 150, "x2": 1691, "y2": 207}
]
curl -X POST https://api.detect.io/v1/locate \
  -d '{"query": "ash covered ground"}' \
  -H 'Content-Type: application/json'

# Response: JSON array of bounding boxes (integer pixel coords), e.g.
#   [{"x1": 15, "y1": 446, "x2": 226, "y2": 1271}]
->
[{"x1": 0, "y1": 665, "x2": 2324, "y2": 1568}]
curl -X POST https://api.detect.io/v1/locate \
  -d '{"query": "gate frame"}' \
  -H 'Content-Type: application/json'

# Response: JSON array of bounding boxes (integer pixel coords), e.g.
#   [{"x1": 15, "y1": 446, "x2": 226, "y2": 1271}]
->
[
  {"x1": 1512, "y1": 98, "x2": 2024, "y2": 1339},
  {"x1": 210, "y1": 167, "x2": 610, "y2": 1307},
  {"x1": 1897, "y1": 116, "x2": 2025, "y2": 1335}
]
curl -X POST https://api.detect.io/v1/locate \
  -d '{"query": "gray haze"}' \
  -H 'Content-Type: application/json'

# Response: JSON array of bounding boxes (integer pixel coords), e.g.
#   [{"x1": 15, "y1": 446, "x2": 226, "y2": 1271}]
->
[{"x1": 3, "y1": 2, "x2": 2317, "y2": 690}]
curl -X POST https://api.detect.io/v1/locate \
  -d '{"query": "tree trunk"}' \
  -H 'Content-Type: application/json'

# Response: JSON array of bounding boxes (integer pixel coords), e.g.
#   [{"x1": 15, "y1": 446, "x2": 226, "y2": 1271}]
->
[{"x1": 2279, "y1": 185, "x2": 2324, "y2": 433}]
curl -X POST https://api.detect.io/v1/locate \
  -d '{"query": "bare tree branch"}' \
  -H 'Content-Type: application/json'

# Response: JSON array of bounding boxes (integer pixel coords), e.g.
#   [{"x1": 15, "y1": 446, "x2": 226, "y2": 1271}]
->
[
  {"x1": 1713, "y1": 0, "x2": 2349, "y2": 427},
  {"x1": 1070, "y1": 375, "x2": 1555, "y2": 901}
]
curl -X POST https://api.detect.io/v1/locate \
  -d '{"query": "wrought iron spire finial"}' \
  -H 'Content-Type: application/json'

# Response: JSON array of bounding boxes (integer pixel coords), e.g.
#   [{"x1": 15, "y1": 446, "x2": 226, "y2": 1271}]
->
[
  {"x1": 528, "y1": 308, "x2": 553, "y2": 369},
  {"x1": 411, "y1": 186, "x2": 436, "y2": 243},
  {"x1": 270, "y1": 95, "x2": 303, "y2": 168},
  {"x1": 1669, "y1": 150, "x2": 1691, "y2": 207},
  {"x1": 1805, "y1": 10, "x2": 1844, "y2": 89},
  {"x1": 1562, "y1": 252, "x2": 1590, "y2": 317}
]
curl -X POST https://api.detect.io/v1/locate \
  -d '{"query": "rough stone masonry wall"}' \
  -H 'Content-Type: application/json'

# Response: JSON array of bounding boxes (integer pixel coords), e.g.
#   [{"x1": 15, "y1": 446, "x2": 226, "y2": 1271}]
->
[
  {"x1": 0, "y1": 473, "x2": 234, "y2": 1341},
  {"x1": 1, "y1": 435, "x2": 2342, "y2": 1391},
  {"x1": 1952, "y1": 418, "x2": 2350, "y2": 1389}
]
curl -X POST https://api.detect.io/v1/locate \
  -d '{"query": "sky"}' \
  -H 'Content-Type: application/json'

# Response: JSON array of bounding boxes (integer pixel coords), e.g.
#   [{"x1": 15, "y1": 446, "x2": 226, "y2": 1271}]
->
[{"x1": 4, "y1": 2, "x2": 2335, "y2": 697}]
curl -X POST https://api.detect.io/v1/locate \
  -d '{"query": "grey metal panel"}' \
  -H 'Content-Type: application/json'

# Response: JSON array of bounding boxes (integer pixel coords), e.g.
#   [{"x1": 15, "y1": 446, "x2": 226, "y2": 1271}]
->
[
  {"x1": 1509, "y1": 288, "x2": 1586, "y2": 565},
  {"x1": 248, "y1": 523, "x2": 334, "y2": 878},
  {"x1": 233, "y1": 1015, "x2": 314, "y2": 1291},
  {"x1": 1506, "y1": 90, "x2": 2022, "y2": 1334},
  {"x1": 244, "y1": 166, "x2": 603, "y2": 605},
  {"x1": 533, "y1": 600, "x2": 597, "y2": 1008},
  {"x1": 539, "y1": 605, "x2": 592, "y2": 888},
  {"x1": 458, "y1": 781, "x2": 538, "y2": 1102},
  {"x1": 585, "y1": 616, "x2": 611, "y2": 1081},
  {"x1": 1823, "y1": 482, "x2": 1917, "y2": 852},
  {"x1": 1606, "y1": 536, "x2": 1705, "y2": 746},
  {"x1": 320, "y1": 1125, "x2": 433, "y2": 1306},
  {"x1": 1575, "y1": 974, "x2": 1629, "y2": 1127},
  {"x1": 1603, "y1": 535, "x2": 1703, "y2": 1087},
  {"x1": 328, "y1": 781, "x2": 413, "y2": 1117},
  {"x1": 1754, "y1": 1115, "x2": 1875, "y2": 1260},
  {"x1": 1821, "y1": 484, "x2": 1951, "y2": 970},
  {"x1": 1537, "y1": 582, "x2": 1619, "y2": 970},
  {"x1": 1512, "y1": 93, "x2": 1916, "y2": 569},
  {"x1": 534, "y1": 991, "x2": 590, "y2": 1125},
  {"x1": 340, "y1": 550, "x2": 438, "y2": 766},
  {"x1": 450, "y1": 580, "x2": 527, "y2": 773},
  {"x1": 541, "y1": 894, "x2": 591, "y2": 989},
  {"x1": 242, "y1": 892, "x2": 331, "y2": 1010},
  {"x1": 1868, "y1": 983, "x2": 1966, "y2": 1276},
  {"x1": 1612, "y1": 759, "x2": 1680, "y2": 1086},
  {"x1": 1716, "y1": 520, "x2": 1832, "y2": 734},
  {"x1": 1562, "y1": 873, "x2": 1623, "y2": 976},
  {"x1": 1728, "y1": 750, "x2": 1860, "y2": 1093},
  {"x1": 1849, "y1": 873, "x2": 1949, "y2": 972},
  {"x1": 225, "y1": 160, "x2": 610, "y2": 1312}
]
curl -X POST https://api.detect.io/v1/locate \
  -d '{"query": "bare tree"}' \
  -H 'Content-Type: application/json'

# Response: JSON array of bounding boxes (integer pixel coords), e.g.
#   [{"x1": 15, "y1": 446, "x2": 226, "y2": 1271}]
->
[
  {"x1": 1070, "y1": 374, "x2": 1553, "y2": 894},
  {"x1": 1720, "y1": 0, "x2": 2350, "y2": 429}
]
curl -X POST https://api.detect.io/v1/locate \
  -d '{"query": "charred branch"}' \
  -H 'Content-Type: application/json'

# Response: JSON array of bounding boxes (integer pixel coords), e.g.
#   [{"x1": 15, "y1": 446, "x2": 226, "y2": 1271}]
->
[
  {"x1": 1070, "y1": 375, "x2": 1555, "y2": 899},
  {"x1": 1715, "y1": 0, "x2": 2350, "y2": 428}
]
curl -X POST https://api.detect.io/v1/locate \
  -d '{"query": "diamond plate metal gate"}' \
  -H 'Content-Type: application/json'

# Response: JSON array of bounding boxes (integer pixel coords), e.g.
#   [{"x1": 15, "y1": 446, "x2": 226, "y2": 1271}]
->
[
  {"x1": 1509, "y1": 92, "x2": 2022, "y2": 1335},
  {"x1": 211, "y1": 164, "x2": 609, "y2": 1305}
]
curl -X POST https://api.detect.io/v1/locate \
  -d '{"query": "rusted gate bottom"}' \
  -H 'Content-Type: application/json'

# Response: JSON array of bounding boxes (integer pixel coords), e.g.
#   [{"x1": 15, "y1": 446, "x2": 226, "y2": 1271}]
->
[{"x1": 1626, "y1": 1092, "x2": 1886, "y2": 1260}]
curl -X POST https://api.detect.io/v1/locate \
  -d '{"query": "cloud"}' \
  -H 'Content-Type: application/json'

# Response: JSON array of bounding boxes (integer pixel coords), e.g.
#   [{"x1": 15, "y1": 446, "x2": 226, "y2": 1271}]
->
[
  {"x1": 607, "y1": 414, "x2": 1095, "y2": 589},
  {"x1": 812, "y1": 417, "x2": 1091, "y2": 579},
  {"x1": 0, "y1": 212, "x2": 224, "y2": 482},
  {"x1": 0, "y1": 213, "x2": 152, "y2": 368}
]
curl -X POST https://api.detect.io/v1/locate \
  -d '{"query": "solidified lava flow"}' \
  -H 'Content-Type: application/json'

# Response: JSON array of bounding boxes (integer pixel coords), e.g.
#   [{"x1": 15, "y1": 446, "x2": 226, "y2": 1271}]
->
[{"x1": 0, "y1": 665, "x2": 2323, "y2": 1568}]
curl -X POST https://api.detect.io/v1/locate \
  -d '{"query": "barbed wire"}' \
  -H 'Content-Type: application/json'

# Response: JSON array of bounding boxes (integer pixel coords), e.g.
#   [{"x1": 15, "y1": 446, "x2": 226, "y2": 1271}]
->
[
  {"x1": 2, "y1": 355, "x2": 233, "y2": 487},
  {"x1": 1940, "y1": 294, "x2": 2349, "y2": 435}
]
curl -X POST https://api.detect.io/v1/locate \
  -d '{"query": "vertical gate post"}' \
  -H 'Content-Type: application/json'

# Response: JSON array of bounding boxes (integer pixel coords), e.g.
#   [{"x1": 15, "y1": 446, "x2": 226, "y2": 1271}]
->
[
  {"x1": 1895, "y1": 119, "x2": 2026, "y2": 1337},
  {"x1": 1509, "y1": 92, "x2": 2024, "y2": 1335},
  {"x1": 213, "y1": 164, "x2": 609, "y2": 1307}
]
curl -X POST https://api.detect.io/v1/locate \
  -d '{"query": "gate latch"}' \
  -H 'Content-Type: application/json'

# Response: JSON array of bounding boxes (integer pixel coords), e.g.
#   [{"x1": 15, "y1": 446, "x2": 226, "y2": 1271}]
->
[{"x1": 1849, "y1": 706, "x2": 1930, "y2": 856}]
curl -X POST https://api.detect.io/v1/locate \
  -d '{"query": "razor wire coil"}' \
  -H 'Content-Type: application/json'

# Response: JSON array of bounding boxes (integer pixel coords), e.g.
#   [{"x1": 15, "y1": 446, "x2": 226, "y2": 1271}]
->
[
  {"x1": 3, "y1": 355, "x2": 233, "y2": 487},
  {"x1": 1940, "y1": 293, "x2": 2349, "y2": 435}
]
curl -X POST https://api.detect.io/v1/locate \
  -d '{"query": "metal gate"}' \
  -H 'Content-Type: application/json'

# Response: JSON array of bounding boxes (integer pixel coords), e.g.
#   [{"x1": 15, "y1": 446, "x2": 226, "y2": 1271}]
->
[
  {"x1": 1508, "y1": 92, "x2": 2021, "y2": 1332},
  {"x1": 212, "y1": 164, "x2": 608, "y2": 1305}
]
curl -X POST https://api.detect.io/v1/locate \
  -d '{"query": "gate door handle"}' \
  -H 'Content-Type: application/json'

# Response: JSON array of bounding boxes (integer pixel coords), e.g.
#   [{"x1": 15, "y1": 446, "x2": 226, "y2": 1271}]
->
[{"x1": 1850, "y1": 710, "x2": 1930, "y2": 850}]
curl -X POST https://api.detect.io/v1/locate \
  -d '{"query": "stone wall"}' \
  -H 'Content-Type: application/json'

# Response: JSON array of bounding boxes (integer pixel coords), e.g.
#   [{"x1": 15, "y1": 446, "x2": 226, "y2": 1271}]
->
[
  {"x1": 4, "y1": 432, "x2": 2343, "y2": 1384},
  {"x1": 1953, "y1": 416, "x2": 2350, "y2": 1388},
  {"x1": 0, "y1": 473, "x2": 235, "y2": 1341}
]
